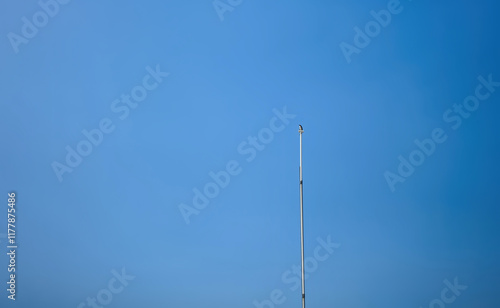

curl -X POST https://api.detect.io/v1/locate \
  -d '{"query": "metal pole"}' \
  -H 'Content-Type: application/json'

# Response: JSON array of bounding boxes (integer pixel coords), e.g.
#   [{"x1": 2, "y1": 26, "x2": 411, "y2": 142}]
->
[{"x1": 298, "y1": 124, "x2": 305, "y2": 308}]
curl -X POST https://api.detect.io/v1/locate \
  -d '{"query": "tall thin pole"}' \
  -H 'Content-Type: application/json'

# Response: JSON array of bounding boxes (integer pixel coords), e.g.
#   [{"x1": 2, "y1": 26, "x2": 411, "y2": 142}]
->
[{"x1": 298, "y1": 124, "x2": 305, "y2": 308}]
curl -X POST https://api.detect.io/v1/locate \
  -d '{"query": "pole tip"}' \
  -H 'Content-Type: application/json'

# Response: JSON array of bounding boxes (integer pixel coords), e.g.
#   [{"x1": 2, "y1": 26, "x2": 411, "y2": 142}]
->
[{"x1": 299, "y1": 125, "x2": 304, "y2": 133}]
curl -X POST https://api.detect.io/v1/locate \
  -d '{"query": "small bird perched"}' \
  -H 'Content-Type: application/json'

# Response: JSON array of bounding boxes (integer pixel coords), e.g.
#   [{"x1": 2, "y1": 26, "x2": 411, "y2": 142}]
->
[{"x1": 299, "y1": 125, "x2": 304, "y2": 133}]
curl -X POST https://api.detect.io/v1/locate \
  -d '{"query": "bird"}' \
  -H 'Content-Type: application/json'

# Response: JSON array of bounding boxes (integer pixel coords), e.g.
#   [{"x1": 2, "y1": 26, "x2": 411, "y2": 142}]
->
[{"x1": 299, "y1": 125, "x2": 303, "y2": 132}]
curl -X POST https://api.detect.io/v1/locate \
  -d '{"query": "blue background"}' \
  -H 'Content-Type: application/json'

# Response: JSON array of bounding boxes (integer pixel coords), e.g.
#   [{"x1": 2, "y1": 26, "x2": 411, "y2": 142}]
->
[{"x1": 1, "y1": 0, "x2": 499, "y2": 307}]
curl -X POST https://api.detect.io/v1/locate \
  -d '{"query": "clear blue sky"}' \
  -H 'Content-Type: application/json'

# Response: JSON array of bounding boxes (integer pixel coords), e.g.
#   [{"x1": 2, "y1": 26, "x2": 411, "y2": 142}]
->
[{"x1": 1, "y1": 0, "x2": 500, "y2": 307}]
